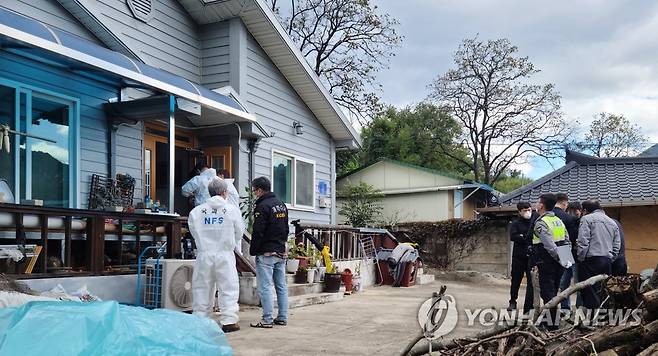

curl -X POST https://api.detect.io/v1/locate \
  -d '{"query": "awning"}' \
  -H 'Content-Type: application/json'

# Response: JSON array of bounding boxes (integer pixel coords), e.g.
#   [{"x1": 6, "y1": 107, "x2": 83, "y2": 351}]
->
[{"x1": 0, "y1": 8, "x2": 255, "y2": 123}]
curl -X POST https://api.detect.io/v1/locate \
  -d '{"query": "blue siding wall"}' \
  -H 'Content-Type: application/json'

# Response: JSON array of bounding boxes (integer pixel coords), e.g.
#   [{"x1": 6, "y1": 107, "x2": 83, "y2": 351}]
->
[
  {"x1": 0, "y1": 0, "x2": 100, "y2": 43},
  {"x1": 200, "y1": 21, "x2": 231, "y2": 89},
  {"x1": 0, "y1": 51, "x2": 143, "y2": 208},
  {"x1": 244, "y1": 33, "x2": 334, "y2": 224}
]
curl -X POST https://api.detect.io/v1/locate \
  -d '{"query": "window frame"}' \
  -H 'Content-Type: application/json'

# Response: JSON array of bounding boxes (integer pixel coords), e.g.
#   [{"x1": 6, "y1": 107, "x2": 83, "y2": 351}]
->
[
  {"x1": 271, "y1": 149, "x2": 316, "y2": 211},
  {"x1": 0, "y1": 77, "x2": 80, "y2": 208}
]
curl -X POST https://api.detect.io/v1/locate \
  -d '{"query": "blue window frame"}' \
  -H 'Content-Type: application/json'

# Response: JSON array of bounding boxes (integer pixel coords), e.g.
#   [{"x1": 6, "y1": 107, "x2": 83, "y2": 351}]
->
[{"x1": 0, "y1": 77, "x2": 80, "y2": 208}]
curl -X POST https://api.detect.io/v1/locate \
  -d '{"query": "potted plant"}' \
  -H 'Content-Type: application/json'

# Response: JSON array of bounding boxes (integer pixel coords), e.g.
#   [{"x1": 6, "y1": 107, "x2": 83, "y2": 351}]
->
[
  {"x1": 286, "y1": 238, "x2": 300, "y2": 274},
  {"x1": 341, "y1": 268, "x2": 354, "y2": 294},
  {"x1": 295, "y1": 242, "x2": 310, "y2": 268},
  {"x1": 295, "y1": 266, "x2": 308, "y2": 284},
  {"x1": 323, "y1": 265, "x2": 342, "y2": 293}
]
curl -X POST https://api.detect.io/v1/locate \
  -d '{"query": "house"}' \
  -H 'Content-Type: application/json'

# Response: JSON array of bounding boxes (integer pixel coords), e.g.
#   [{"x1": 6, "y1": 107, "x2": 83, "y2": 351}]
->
[
  {"x1": 336, "y1": 159, "x2": 495, "y2": 223},
  {"x1": 480, "y1": 150, "x2": 658, "y2": 273},
  {"x1": 0, "y1": 0, "x2": 363, "y2": 300},
  {"x1": 0, "y1": 0, "x2": 359, "y2": 221}
]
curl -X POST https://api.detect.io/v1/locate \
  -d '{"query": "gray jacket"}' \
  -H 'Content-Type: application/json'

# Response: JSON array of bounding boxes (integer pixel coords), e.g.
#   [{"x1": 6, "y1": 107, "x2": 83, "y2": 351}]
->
[
  {"x1": 534, "y1": 211, "x2": 571, "y2": 262},
  {"x1": 577, "y1": 209, "x2": 621, "y2": 261}
]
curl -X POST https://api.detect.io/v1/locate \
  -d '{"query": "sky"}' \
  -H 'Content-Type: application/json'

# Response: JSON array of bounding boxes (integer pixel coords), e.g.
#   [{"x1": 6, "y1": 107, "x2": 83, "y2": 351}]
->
[{"x1": 374, "y1": 0, "x2": 658, "y2": 179}]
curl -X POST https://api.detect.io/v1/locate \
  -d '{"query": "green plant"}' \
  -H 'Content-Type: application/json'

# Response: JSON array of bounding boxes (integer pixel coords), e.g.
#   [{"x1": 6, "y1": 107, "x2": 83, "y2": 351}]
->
[
  {"x1": 287, "y1": 239, "x2": 308, "y2": 259},
  {"x1": 337, "y1": 182, "x2": 383, "y2": 227},
  {"x1": 297, "y1": 266, "x2": 308, "y2": 273},
  {"x1": 239, "y1": 186, "x2": 256, "y2": 233}
]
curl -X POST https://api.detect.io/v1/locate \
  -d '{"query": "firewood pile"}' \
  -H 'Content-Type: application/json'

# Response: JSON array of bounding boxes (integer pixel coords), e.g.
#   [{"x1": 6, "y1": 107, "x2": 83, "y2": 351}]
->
[{"x1": 406, "y1": 264, "x2": 658, "y2": 356}]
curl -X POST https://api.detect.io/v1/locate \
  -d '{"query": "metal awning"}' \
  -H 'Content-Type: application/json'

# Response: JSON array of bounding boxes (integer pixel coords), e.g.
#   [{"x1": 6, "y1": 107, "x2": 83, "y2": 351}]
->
[{"x1": 0, "y1": 7, "x2": 255, "y2": 123}]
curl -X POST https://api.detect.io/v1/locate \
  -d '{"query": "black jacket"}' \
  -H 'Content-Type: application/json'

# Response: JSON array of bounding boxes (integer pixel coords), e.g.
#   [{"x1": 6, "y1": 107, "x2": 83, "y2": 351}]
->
[
  {"x1": 510, "y1": 213, "x2": 536, "y2": 258},
  {"x1": 250, "y1": 192, "x2": 289, "y2": 256},
  {"x1": 553, "y1": 207, "x2": 579, "y2": 257}
]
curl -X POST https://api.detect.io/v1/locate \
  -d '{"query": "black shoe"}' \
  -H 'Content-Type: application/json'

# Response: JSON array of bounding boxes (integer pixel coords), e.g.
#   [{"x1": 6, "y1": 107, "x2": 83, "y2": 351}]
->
[
  {"x1": 507, "y1": 301, "x2": 517, "y2": 311},
  {"x1": 222, "y1": 323, "x2": 240, "y2": 333},
  {"x1": 273, "y1": 319, "x2": 287, "y2": 326},
  {"x1": 250, "y1": 321, "x2": 273, "y2": 329}
]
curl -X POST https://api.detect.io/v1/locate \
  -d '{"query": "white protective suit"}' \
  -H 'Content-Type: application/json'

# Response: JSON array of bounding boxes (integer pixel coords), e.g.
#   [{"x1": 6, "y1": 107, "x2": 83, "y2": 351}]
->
[
  {"x1": 188, "y1": 195, "x2": 245, "y2": 324},
  {"x1": 223, "y1": 178, "x2": 240, "y2": 209},
  {"x1": 181, "y1": 168, "x2": 217, "y2": 206}
]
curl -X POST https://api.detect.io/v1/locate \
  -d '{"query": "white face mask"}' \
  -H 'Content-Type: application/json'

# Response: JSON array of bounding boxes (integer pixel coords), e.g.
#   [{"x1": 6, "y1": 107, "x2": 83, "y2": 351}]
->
[{"x1": 521, "y1": 211, "x2": 532, "y2": 220}]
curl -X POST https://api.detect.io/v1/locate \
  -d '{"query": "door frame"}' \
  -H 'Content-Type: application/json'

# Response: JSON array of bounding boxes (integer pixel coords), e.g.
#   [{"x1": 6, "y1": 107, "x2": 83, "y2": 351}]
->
[{"x1": 143, "y1": 122, "x2": 196, "y2": 201}]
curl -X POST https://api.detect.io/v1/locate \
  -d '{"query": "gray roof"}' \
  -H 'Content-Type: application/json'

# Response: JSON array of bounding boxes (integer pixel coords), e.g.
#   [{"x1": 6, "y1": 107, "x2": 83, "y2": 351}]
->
[
  {"x1": 640, "y1": 144, "x2": 658, "y2": 157},
  {"x1": 496, "y1": 150, "x2": 658, "y2": 208}
]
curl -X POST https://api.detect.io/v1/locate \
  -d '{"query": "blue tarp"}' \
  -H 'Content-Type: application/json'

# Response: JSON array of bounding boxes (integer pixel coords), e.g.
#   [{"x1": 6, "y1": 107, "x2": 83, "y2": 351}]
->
[{"x1": 0, "y1": 301, "x2": 232, "y2": 356}]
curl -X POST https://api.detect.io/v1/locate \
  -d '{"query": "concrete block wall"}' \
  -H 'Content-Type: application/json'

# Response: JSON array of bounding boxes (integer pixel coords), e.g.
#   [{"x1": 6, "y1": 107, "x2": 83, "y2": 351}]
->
[{"x1": 454, "y1": 220, "x2": 510, "y2": 276}]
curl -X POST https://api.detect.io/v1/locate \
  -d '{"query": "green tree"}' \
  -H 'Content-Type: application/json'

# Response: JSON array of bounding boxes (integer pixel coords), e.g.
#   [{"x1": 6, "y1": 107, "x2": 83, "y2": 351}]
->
[
  {"x1": 493, "y1": 170, "x2": 533, "y2": 193},
  {"x1": 429, "y1": 37, "x2": 571, "y2": 185},
  {"x1": 337, "y1": 182, "x2": 383, "y2": 227},
  {"x1": 573, "y1": 112, "x2": 649, "y2": 158},
  {"x1": 338, "y1": 103, "x2": 470, "y2": 176}
]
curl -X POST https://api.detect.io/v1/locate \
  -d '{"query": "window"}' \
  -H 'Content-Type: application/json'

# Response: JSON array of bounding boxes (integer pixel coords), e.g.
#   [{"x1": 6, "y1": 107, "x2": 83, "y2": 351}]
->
[
  {"x1": 272, "y1": 151, "x2": 316, "y2": 209},
  {"x1": 0, "y1": 81, "x2": 78, "y2": 207}
]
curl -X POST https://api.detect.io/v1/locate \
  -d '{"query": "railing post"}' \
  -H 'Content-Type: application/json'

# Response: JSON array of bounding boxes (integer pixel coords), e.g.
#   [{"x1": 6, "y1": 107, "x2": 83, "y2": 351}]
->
[
  {"x1": 86, "y1": 216, "x2": 105, "y2": 274},
  {"x1": 39, "y1": 214, "x2": 48, "y2": 273},
  {"x1": 64, "y1": 216, "x2": 72, "y2": 267},
  {"x1": 294, "y1": 223, "x2": 303, "y2": 244},
  {"x1": 166, "y1": 220, "x2": 182, "y2": 258}
]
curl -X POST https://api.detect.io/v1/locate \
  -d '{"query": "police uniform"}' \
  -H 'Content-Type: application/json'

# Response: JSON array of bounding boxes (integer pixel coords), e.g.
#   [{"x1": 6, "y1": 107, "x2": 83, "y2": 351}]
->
[{"x1": 532, "y1": 211, "x2": 571, "y2": 327}]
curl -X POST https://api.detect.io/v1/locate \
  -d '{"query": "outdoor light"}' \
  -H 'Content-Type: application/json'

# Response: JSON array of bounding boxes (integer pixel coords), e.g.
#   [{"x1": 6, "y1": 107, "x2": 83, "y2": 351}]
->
[{"x1": 293, "y1": 121, "x2": 304, "y2": 135}]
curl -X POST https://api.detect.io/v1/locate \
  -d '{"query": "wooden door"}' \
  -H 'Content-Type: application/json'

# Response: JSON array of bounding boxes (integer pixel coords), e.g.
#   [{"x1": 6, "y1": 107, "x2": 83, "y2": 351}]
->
[{"x1": 204, "y1": 146, "x2": 232, "y2": 176}]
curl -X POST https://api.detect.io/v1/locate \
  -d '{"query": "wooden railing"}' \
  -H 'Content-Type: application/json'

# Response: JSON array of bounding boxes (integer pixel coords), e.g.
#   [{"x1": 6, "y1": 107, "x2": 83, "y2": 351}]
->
[
  {"x1": 0, "y1": 203, "x2": 183, "y2": 278},
  {"x1": 292, "y1": 221, "x2": 398, "y2": 261}
]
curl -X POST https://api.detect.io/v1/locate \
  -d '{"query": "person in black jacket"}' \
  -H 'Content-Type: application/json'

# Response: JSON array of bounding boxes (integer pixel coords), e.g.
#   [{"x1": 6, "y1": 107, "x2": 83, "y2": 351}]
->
[
  {"x1": 611, "y1": 219, "x2": 628, "y2": 276},
  {"x1": 508, "y1": 202, "x2": 536, "y2": 313},
  {"x1": 554, "y1": 193, "x2": 580, "y2": 310},
  {"x1": 249, "y1": 177, "x2": 290, "y2": 329}
]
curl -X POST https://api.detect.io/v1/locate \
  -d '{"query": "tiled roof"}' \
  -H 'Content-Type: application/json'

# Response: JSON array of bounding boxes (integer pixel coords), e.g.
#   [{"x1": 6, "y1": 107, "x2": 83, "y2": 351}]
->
[
  {"x1": 640, "y1": 143, "x2": 658, "y2": 157},
  {"x1": 498, "y1": 150, "x2": 658, "y2": 207}
]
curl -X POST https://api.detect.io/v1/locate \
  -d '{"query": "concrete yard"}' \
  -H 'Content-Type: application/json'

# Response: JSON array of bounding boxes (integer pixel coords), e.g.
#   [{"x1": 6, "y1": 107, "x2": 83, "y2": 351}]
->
[{"x1": 225, "y1": 279, "x2": 523, "y2": 356}]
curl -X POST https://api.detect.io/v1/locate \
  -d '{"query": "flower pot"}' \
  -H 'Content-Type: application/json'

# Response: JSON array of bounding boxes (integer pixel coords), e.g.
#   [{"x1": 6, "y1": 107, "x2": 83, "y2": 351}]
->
[
  {"x1": 286, "y1": 259, "x2": 300, "y2": 274},
  {"x1": 323, "y1": 272, "x2": 342, "y2": 293},
  {"x1": 341, "y1": 268, "x2": 353, "y2": 292},
  {"x1": 295, "y1": 270, "x2": 308, "y2": 284},
  {"x1": 296, "y1": 257, "x2": 310, "y2": 269},
  {"x1": 307, "y1": 268, "x2": 317, "y2": 284},
  {"x1": 314, "y1": 267, "x2": 323, "y2": 283}
]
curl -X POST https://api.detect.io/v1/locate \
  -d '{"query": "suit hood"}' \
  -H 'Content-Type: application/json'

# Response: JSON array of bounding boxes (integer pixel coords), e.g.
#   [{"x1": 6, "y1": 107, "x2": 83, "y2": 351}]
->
[{"x1": 207, "y1": 195, "x2": 228, "y2": 209}]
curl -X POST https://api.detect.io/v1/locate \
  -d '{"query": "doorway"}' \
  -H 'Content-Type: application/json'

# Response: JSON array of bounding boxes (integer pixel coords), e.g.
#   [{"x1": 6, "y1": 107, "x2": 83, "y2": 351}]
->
[{"x1": 143, "y1": 123, "x2": 234, "y2": 216}]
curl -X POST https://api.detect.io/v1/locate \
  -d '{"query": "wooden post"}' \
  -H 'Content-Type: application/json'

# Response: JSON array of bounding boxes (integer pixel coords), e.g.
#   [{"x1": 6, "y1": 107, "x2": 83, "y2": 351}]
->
[
  {"x1": 86, "y1": 216, "x2": 105, "y2": 274},
  {"x1": 166, "y1": 220, "x2": 182, "y2": 258},
  {"x1": 117, "y1": 218, "x2": 123, "y2": 265},
  {"x1": 39, "y1": 214, "x2": 48, "y2": 273},
  {"x1": 64, "y1": 216, "x2": 72, "y2": 267},
  {"x1": 294, "y1": 223, "x2": 303, "y2": 244}
]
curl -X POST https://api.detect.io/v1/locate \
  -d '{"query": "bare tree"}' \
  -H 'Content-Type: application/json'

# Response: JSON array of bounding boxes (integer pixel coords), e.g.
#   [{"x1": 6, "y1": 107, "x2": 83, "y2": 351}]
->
[
  {"x1": 268, "y1": 0, "x2": 402, "y2": 125},
  {"x1": 573, "y1": 112, "x2": 649, "y2": 158},
  {"x1": 429, "y1": 37, "x2": 571, "y2": 185}
]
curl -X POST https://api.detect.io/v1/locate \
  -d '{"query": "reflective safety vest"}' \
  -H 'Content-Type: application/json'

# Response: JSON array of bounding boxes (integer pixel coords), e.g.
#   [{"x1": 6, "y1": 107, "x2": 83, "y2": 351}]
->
[{"x1": 532, "y1": 215, "x2": 567, "y2": 245}]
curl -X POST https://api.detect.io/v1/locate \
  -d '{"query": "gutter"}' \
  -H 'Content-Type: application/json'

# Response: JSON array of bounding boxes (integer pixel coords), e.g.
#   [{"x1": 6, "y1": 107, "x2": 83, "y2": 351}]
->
[{"x1": 378, "y1": 184, "x2": 487, "y2": 196}]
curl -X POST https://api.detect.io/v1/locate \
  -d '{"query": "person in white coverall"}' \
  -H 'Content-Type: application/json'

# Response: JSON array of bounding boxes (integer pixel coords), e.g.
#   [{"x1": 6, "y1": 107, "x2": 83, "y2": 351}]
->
[
  {"x1": 217, "y1": 169, "x2": 240, "y2": 209},
  {"x1": 182, "y1": 162, "x2": 217, "y2": 206},
  {"x1": 188, "y1": 178, "x2": 245, "y2": 333}
]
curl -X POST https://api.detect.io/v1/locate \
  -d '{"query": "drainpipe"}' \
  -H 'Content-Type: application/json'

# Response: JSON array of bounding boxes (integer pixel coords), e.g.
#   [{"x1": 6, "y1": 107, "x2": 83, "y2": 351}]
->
[{"x1": 167, "y1": 95, "x2": 175, "y2": 213}]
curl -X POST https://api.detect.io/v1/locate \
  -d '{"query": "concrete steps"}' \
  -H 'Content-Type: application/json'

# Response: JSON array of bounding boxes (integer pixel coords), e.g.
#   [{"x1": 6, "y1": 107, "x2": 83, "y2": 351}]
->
[{"x1": 239, "y1": 273, "x2": 345, "y2": 309}]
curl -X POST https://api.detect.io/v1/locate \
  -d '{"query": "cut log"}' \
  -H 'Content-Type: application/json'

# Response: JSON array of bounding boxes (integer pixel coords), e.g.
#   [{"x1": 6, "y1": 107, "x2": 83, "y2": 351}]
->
[
  {"x1": 605, "y1": 275, "x2": 642, "y2": 309},
  {"x1": 643, "y1": 289, "x2": 658, "y2": 317},
  {"x1": 496, "y1": 337, "x2": 508, "y2": 356},
  {"x1": 637, "y1": 341, "x2": 658, "y2": 356},
  {"x1": 542, "y1": 274, "x2": 608, "y2": 310},
  {"x1": 648, "y1": 263, "x2": 658, "y2": 290},
  {"x1": 407, "y1": 324, "x2": 515, "y2": 356},
  {"x1": 552, "y1": 320, "x2": 658, "y2": 356}
]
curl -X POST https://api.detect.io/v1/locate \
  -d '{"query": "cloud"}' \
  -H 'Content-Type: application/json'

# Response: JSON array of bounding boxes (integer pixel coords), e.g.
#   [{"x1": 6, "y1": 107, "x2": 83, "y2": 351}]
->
[
  {"x1": 375, "y1": 0, "x2": 658, "y2": 177},
  {"x1": 31, "y1": 141, "x2": 69, "y2": 165}
]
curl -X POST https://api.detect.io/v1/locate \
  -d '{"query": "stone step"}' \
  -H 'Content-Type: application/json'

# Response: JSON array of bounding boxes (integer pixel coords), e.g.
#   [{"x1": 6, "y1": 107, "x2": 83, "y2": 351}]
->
[
  {"x1": 285, "y1": 291, "x2": 344, "y2": 309},
  {"x1": 287, "y1": 282, "x2": 323, "y2": 297}
]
